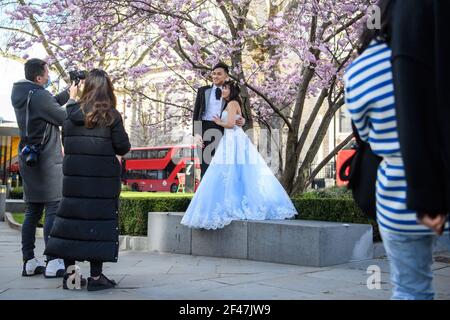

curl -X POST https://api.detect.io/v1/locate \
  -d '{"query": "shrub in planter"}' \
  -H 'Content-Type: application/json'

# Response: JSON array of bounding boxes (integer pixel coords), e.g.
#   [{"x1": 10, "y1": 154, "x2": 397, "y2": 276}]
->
[
  {"x1": 292, "y1": 196, "x2": 380, "y2": 242},
  {"x1": 119, "y1": 196, "x2": 192, "y2": 236},
  {"x1": 10, "y1": 187, "x2": 24, "y2": 199}
]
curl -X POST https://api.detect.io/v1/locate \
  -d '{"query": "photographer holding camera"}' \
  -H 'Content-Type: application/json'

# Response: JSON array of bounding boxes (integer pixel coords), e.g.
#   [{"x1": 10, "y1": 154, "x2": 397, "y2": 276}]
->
[{"x1": 11, "y1": 58, "x2": 78, "y2": 278}]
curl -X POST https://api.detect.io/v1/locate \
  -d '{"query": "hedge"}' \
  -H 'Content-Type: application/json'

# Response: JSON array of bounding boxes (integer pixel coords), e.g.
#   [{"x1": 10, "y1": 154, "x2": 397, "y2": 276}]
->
[
  {"x1": 12, "y1": 213, "x2": 44, "y2": 227},
  {"x1": 291, "y1": 197, "x2": 380, "y2": 241},
  {"x1": 10, "y1": 187, "x2": 24, "y2": 199},
  {"x1": 119, "y1": 196, "x2": 193, "y2": 236},
  {"x1": 300, "y1": 186, "x2": 353, "y2": 200}
]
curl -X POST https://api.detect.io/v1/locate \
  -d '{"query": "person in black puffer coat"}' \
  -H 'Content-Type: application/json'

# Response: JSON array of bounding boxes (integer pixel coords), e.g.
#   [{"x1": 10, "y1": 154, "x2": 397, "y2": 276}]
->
[{"x1": 45, "y1": 69, "x2": 131, "y2": 292}]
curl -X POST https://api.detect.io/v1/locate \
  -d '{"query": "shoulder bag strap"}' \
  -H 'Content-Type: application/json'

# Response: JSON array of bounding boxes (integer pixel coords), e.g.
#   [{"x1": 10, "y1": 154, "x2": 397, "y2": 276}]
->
[{"x1": 25, "y1": 89, "x2": 49, "y2": 146}]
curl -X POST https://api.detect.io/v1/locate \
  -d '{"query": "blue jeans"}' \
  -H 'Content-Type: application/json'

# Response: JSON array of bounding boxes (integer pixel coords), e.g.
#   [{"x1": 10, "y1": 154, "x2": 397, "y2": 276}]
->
[
  {"x1": 22, "y1": 201, "x2": 59, "y2": 262},
  {"x1": 381, "y1": 229, "x2": 450, "y2": 300}
]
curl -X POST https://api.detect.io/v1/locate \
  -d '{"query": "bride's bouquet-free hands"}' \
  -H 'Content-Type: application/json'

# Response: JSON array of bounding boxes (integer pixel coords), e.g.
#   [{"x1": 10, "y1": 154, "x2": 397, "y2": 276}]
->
[{"x1": 212, "y1": 114, "x2": 245, "y2": 128}]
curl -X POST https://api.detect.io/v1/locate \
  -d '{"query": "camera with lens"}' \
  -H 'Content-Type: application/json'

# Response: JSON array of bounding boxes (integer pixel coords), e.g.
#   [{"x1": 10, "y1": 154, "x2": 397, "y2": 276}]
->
[
  {"x1": 69, "y1": 70, "x2": 87, "y2": 85},
  {"x1": 20, "y1": 144, "x2": 42, "y2": 167}
]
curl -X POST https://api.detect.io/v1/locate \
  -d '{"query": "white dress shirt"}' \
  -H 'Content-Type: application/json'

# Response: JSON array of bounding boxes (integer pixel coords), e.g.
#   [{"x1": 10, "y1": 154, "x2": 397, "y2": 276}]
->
[{"x1": 202, "y1": 85, "x2": 224, "y2": 121}]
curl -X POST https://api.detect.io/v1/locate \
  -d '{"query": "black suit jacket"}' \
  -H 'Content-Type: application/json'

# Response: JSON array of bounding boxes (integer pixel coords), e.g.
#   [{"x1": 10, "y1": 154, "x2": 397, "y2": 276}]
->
[
  {"x1": 391, "y1": 0, "x2": 450, "y2": 214},
  {"x1": 193, "y1": 85, "x2": 212, "y2": 123},
  {"x1": 192, "y1": 85, "x2": 227, "y2": 136}
]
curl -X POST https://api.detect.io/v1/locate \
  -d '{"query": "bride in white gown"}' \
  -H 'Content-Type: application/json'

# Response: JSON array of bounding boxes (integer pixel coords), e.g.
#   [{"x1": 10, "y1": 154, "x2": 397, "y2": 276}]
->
[{"x1": 181, "y1": 81, "x2": 298, "y2": 229}]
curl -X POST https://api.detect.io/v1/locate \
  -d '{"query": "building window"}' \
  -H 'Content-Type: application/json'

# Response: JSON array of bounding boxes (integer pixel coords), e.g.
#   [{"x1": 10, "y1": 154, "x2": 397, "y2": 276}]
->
[{"x1": 339, "y1": 108, "x2": 352, "y2": 134}]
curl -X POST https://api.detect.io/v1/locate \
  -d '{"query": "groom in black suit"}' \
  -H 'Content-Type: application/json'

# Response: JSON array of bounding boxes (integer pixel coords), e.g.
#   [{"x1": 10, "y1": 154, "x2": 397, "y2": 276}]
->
[{"x1": 193, "y1": 63, "x2": 245, "y2": 178}]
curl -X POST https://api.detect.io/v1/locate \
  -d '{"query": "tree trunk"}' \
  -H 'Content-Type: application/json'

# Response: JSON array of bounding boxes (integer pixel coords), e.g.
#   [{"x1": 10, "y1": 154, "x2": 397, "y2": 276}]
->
[{"x1": 291, "y1": 98, "x2": 345, "y2": 194}]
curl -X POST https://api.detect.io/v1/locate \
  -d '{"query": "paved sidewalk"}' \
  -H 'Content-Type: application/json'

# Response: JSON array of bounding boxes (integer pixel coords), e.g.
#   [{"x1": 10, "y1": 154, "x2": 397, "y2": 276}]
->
[{"x1": 1, "y1": 222, "x2": 449, "y2": 300}]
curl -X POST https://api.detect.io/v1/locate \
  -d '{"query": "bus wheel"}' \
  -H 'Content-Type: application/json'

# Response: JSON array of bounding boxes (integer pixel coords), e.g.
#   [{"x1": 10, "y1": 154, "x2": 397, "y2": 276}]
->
[
  {"x1": 131, "y1": 183, "x2": 139, "y2": 192},
  {"x1": 170, "y1": 184, "x2": 178, "y2": 193}
]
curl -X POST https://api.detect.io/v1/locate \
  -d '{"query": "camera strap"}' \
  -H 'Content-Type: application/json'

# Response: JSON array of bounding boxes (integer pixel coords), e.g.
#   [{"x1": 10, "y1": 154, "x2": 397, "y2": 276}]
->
[
  {"x1": 25, "y1": 90, "x2": 33, "y2": 140},
  {"x1": 25, "y1": 89, "x2": 49, "y2": 146}
]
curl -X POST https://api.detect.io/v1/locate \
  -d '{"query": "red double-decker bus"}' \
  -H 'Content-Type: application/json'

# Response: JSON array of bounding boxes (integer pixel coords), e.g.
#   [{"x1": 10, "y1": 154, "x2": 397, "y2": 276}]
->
[
  {"x1": 336, "y1": 139, "x2": 357, "y2": 187},
  {"x1": 122, "y1": 145, "x2": 201, "y2": 192}
]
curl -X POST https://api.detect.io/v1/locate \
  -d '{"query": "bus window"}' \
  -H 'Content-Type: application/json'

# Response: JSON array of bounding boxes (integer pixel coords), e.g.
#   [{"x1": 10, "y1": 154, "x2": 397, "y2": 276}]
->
[
  {"x1": 139, "y1": 150, "x2": 148, "y2": 159},
  {"x1": 126, "y1": 170, "x2": 138, "y2": 179},
  {"x1": 149, "y1": 150, "x2": 158, "y2": 159},
  {"x1": 134, "y1": 170, "x2": 145, "y2": 179},
  {"x1": 131, "y1": 150, "x2": 142, "y2": 159},
  {"x1": 158, "y1": 149, "x2": 169, "y2": 159},
  {"x1": 145, "y1": 170, "x2": 158, "y2": 180},
  {"x1": 157, "y1": 170, "x2": 167, "y2": 180},
  {"x1": 125, "y1": 170, "x2": 131, "y2": 179}
]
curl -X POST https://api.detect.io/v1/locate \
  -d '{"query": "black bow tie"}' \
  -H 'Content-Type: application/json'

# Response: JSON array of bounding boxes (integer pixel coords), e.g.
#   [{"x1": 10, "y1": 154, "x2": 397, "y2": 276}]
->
[{"x1": 215, "y1": 88, "x2": 222, "y2": 100}]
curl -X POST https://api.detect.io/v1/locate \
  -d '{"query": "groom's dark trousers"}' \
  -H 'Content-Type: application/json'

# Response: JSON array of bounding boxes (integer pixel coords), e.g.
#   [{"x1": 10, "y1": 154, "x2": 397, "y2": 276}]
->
[
  {"x1": 200, "y1": 120, "x2": 224, "y2": 179},
  {"x1": 192, "y1": 85, "x2": 225, "y2": 179}
]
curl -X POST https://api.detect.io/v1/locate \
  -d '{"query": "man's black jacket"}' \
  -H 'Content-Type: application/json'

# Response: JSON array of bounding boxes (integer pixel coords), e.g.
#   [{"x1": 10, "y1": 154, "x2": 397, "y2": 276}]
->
[{"x1": 192, "y1": 85, "x2": 212, "y2": 136}]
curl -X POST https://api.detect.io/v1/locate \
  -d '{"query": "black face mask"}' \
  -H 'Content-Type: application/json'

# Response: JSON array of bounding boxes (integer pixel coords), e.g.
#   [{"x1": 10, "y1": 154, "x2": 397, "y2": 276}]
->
[{"x1": 215, "y1": 87, "x2": 222, "y2": 100}]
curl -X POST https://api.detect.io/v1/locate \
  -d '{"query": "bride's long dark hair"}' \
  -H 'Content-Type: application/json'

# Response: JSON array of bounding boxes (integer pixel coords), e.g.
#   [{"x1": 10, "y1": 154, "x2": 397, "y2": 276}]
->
[{"x1": 223, "y1": 80, "x2": 242, "y2": 107}]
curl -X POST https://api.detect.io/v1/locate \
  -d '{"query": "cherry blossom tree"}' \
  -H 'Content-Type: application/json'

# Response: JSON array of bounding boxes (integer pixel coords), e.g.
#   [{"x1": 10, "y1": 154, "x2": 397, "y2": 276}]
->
[
  {"x1": 1, "y1": 0, "x2": 375, "y2": 194},
  {"x1": 0, "y1": 0, "x2": 190, "y2": 136}
]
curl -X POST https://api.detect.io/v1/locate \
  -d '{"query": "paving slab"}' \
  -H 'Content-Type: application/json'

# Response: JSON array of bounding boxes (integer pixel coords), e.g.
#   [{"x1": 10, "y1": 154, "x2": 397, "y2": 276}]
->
[{"x1": 1, "y1": 221, "x2": 449, "y2": 300}]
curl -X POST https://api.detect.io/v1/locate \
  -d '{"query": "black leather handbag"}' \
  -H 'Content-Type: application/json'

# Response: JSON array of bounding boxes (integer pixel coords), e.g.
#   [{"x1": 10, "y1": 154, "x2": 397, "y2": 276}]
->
[{"x1": 339, "y1": 122, "x2": 382, "y2": 220}]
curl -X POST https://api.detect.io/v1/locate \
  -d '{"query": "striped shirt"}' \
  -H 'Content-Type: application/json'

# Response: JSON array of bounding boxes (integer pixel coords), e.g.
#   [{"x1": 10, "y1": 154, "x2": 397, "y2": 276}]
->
[{"x1": 344, "y1": 40, "x2": 450, "y2": 235}]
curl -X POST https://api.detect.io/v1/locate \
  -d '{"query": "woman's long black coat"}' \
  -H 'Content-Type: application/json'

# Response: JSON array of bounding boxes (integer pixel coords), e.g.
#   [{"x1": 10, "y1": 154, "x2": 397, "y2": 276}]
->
[{"x1": 45, "y1": 101, "x2": 131, "y2": 262}]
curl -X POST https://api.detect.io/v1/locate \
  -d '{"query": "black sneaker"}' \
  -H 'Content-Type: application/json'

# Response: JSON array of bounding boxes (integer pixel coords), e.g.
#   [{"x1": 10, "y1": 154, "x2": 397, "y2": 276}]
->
[
  {"x1": 22, "y1": 258, "x2": 46, "y2": 277},
  {"x1": 63, "y1": 271, "x2": 87, "y2": 290},
  {"x1": 87, "y1": 274, "x2": 117, "y2": 292}
]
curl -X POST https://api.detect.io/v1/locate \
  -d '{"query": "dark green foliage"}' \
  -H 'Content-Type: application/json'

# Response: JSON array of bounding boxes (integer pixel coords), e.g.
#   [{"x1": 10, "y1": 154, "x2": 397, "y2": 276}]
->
[
  {"x1": 117, "y1": 190, "x2": 380, "y2": 241},
  {"x1": 118, "y1": 196, "x2": 192, "y2": 236},
  {"x1": 10, "y1": 187, "x2": 24, "y2": 199}
]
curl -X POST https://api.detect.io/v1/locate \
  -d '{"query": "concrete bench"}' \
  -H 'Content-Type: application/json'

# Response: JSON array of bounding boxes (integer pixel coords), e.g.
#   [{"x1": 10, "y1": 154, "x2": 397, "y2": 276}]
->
[
  {"x1": 6, "y1": 199, "x2": 26, "y2": 213},
  {"x1": 148, "y1": 212, "x2": 373, "y2": 267}
]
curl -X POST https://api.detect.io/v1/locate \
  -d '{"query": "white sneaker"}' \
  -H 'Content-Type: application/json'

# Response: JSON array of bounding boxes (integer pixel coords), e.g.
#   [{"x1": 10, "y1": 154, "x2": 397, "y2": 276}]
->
[
  {"x1": 22, "y1": 258, "x2": 46, "y2": 277},
  {"x1": 45, "y1": 258, "x2": 65, "y2": 278}
]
